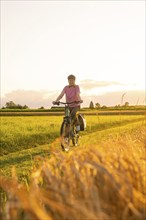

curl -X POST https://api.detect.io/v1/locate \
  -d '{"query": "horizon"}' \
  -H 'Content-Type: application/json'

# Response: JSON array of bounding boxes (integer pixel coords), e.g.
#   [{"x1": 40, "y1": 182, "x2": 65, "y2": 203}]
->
[{"x1": 1, "y1": 88, "x2": 145, "y2": 109}]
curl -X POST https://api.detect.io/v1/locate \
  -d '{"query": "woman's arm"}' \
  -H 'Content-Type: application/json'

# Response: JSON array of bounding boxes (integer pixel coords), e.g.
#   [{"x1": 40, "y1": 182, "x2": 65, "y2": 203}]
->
[
  {"x1": 55, "y1": 90, "x2": 65, "y2": 102},
  {"x1": 53, "y1": 89, "x2": 65, "y2": 104}
]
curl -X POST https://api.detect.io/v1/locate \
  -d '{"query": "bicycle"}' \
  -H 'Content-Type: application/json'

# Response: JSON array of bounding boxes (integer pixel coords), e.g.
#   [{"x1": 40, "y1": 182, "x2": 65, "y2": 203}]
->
[{"x1": 53, "y1": 101, "x2": 83, "y2": 151}]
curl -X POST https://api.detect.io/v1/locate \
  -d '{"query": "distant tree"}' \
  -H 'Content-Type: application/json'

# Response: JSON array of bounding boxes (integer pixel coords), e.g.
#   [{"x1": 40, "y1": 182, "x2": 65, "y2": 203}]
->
[
  {"x1": 123, "y1": 102, "x2": 129, "y2": 107},
  {"x1": 115, "y1": 104, "x2": 121, "y2": 108},
  {"x1": 17, "y1": 104, "x2": 23, "y2": 109},
  {"x1": 101, "y1": 105, "x2": 107, "y2": 109},
  {"x1": 23, "y1": 105, "x2": 29, "y2": 109},
  {"x1": 5, "y1": 101, "x2": 29, "y2": 109},
  {"x1": 6, "y1": 101, "x2": 16, "y2": 108},
  {"x1": 95, "y1": 102, "x2": 101, "y2": 109},
  {"x1": 39, "y1": 106, "x2": 45, "y2": 109},
  {"x1": 89, "y1": 101, "x2": 94, "y2": 109}
]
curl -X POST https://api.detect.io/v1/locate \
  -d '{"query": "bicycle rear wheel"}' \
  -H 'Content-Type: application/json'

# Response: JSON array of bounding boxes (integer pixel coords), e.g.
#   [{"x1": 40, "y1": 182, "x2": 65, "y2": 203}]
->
[{"x1": 60, "y1": 121, "x2": 71, "y2": 151}]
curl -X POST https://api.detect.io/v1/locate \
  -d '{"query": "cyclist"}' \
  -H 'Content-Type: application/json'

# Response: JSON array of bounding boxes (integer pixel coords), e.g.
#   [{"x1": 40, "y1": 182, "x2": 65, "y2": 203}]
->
[{"x1": 52, "y1": 74, "x2": 82, "y2": 132}]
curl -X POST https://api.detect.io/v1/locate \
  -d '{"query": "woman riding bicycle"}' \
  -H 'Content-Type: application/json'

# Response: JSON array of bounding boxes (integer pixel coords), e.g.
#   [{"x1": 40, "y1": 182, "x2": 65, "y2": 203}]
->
[{"x1": 52, "y1": 74, "x2": 82, "y2": 132}]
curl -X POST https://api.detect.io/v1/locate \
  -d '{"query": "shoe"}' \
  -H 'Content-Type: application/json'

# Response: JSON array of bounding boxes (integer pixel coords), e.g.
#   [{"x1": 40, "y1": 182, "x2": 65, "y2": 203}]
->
[{"x1": 65, "y1": 147, "x2": 69, "y2": 152}]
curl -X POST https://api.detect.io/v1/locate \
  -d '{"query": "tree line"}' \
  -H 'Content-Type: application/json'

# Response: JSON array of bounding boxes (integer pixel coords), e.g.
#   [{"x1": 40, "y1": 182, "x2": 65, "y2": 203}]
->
[
  {"x1": 2, "y1": 101, "x2": 29, "y2": 109},
  {"x1": 1, "y1": 100, "x2": 131, "y2": 110},
  {"x1": 89, "y1": 101, "x2": 130, "y2": 109}
]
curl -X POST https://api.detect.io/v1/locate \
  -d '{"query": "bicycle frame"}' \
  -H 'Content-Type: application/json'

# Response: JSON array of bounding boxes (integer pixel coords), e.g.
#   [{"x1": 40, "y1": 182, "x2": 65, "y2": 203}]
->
[
  {"x1": 65, "y1": 105, "x2": 70, "y2": 117},
  {"x1": 55, "y1": 100, "x2": 81, "y2": 124},
  {"x1": 53, "y1": 101, "x2": 82, "y2": 151}
]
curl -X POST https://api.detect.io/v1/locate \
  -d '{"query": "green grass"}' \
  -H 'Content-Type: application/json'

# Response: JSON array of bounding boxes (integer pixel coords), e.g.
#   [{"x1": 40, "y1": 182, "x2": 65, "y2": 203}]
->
[
  {"x1": 0, "y1": 115, "x2": 145, "y2": 180},
  {"x1": 0, "y1": 144, "x2": 50, "y2": 180},
  {"x1": 0, "y1": 116, "x2": 61, "y2": 155},
  {"x1": 0, "y1": 115, "x2": 144, "y2": 155}
]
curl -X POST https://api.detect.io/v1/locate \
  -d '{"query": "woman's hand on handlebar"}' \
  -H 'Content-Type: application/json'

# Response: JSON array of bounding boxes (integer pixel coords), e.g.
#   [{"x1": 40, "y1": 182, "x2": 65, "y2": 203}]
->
[
  {"x1": 52, "y1": 100, "x2": 83, "y2": 105},
  {"x1": 52, "y1": 101, "x2": 60, "y2": 105}
]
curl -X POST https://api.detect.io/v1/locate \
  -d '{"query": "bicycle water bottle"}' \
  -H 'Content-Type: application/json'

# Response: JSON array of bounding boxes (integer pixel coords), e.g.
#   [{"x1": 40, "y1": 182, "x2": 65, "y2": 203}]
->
[
  {"x1": 76, "y1": 125, "x2": 80, "y2": 132},
  {"x1": 65, "y1": 107, "x2": 70, "y2": 117}
]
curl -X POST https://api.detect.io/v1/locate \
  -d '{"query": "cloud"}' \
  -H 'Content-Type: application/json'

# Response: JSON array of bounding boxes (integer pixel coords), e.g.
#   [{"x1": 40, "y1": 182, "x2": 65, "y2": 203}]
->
[
  {"x1": 80, "y1": 79, "x2": 124, "y2": 90},
  {"x1": 0, "y1": 89, "x2": 145, "y2": 109},
  {"x1": 83, "y1": 90, "x2": 145, "y2": 107},
  {"x1": 1, "y1": 89, "x2": 58, "y2": 108}
]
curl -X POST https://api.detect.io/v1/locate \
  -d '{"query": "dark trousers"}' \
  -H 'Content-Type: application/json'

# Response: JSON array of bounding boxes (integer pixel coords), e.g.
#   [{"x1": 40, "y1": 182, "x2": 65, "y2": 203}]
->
[{"x1": 69, "y1": 106, "x2": 80, "y2": 125}]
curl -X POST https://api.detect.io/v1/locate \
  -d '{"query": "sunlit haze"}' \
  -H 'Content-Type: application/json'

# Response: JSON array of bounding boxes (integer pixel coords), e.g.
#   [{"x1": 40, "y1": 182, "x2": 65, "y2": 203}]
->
[{"x1": 1, "y1": 0, "x2": 145, "y2": 108}]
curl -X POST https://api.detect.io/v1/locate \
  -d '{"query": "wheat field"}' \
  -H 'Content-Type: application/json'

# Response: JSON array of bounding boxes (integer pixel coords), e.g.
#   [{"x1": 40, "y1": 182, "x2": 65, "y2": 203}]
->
[{"x1": 0, "y1": 114, "x2": 145, "y2": 220}]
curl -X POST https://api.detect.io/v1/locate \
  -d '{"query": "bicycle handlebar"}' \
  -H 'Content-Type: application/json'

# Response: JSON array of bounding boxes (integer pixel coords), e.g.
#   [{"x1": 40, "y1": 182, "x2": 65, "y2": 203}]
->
[{"x1": 53, "y1": 100, "x2": 83, "y2": 106}]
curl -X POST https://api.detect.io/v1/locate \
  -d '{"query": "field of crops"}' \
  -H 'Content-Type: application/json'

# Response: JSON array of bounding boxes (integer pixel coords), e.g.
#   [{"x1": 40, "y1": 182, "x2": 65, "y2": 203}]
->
[{"x1": 0, "y1": 114, "x2": 145, "y2": 220}]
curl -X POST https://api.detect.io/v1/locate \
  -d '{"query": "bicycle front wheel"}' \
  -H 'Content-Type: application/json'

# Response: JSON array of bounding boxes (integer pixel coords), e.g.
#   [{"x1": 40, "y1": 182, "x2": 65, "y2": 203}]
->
[
  {"x1": 72, "y1": 133, "x2": 79, "y2": 146},
  {"x1": 60, "y1": 121, "x2": 71, "y2": 151}
]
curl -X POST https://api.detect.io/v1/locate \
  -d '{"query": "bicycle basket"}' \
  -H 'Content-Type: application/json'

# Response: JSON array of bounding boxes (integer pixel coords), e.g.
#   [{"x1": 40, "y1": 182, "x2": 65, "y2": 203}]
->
[{"x1": 78, "y1": 114, "x2": 86, "y2": 131}]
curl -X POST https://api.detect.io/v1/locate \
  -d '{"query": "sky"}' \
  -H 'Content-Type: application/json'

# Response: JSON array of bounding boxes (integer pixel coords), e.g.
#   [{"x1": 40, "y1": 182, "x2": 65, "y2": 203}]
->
[{"x1": 1, "y1": 0, "x2": 145, "y2": 108}]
